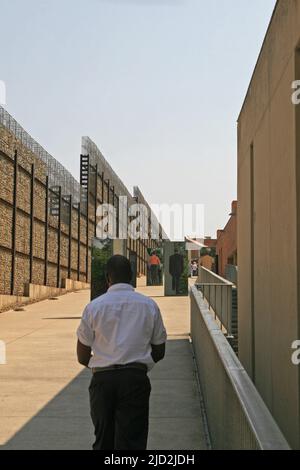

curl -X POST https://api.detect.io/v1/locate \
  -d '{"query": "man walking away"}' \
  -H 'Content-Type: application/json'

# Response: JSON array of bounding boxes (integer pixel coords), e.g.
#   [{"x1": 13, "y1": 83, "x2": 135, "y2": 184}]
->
[{"x1": 76, "y1": 255, "x2": 167, "y2": 450}]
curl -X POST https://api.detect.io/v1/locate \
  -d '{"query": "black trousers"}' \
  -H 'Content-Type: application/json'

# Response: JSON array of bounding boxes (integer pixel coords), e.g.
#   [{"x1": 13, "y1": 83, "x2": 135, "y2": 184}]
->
[
  {"x1": 150, "y1": 265, "x2": 159, "y2": 285},
  {"x1": 172, "y1": 275, "x2": 181, "y2": 294},
  {"x1": 89, "y1": 369, "x2": 151, "y2": 450}
]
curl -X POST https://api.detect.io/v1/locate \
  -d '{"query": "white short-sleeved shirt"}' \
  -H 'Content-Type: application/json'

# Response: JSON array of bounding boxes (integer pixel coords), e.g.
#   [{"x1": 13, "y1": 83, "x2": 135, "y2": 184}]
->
[{"x1": 76, "y1": 284, "x2": 167, "y2": 370}]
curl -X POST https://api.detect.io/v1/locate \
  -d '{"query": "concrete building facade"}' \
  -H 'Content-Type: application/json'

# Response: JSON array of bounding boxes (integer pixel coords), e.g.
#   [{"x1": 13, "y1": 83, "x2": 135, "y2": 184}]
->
[{"x1": 238, "y1": 0, "x2": 300, "y2": 448}]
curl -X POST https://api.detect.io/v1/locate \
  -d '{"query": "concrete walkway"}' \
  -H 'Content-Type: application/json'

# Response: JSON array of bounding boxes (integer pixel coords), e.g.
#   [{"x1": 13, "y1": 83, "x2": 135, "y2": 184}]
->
[{"x1": 0, "y1": 282, "x2": 209, "y2": 450}]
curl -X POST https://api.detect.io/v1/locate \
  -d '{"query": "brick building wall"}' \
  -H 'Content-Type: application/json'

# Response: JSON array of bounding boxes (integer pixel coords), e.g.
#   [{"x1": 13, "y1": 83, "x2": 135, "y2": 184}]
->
[{"x1": 216, "y1": 201, "x2": 237, "y2": 278}]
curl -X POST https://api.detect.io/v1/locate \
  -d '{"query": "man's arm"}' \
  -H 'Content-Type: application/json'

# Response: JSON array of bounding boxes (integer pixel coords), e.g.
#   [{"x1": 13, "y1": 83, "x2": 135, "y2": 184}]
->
[
  {"x1": 76, "y1": 305, "x2": 94, "y2": 367},
  {"x1": 151, "y1": 343, "x2": 166, "y2": 363},
  {"x1": 77, "y1": 339, "x2": 92, "y2": 367},
  {"x1": 150, "y1": 302, "x2": 167, "y2": 364}
]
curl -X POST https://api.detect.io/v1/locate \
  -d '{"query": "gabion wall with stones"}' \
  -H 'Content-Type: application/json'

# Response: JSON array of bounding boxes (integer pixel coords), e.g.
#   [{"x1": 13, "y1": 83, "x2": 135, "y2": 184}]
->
[{"x1": 0, "y1": 124, "x2": 161, "y2": 297}]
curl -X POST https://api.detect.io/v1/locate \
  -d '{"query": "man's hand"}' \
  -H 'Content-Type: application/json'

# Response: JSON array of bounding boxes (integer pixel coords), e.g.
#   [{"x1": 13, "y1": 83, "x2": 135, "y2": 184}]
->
[
  {"x1": 151, "y1": 343, "x2": 166, "y2": 363},
  {"x1": 77, "y1": 340, "x2": 92, "y2": 367}
]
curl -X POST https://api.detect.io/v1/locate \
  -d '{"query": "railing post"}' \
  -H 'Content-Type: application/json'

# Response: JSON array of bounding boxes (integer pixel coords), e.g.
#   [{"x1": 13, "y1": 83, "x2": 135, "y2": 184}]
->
[
  {"x1": 101, "y1": 172, "x2": 104, "y2": 203},
  {"x1": 68, "y1": 195, "x2": 72, "y2": 279},
  {"x1": 44, "y1": 176, "x2": 49, "y2": 286},
  {"x1": 220, "y1": 286, "x2": 223, "y2": 325},
  {"x1": 94, "y1": 164, "x2": 98, "y2": 237},
  {"x1": 214, "y1": 284, "x2": 216, "y2": 319},
  {"x1": 11, "y1": 150, "x2": 18, "y2": 296},
  {"x1": 107, "y1": 179, "x2": 110, "y2": 205},
  {"x1": 227, "y1": 285, "x2": 232, "y2": 335},
  {"x1": 57, "y1": 186, "x2": 62, "y2": 288},
  {"x1": 29, "y1": 163, "x2": 35, "y2": 284},
  {"x1": 86, "y1": 181, "x2": 90, "y2": 284},
  {"x1": 77, "y1": 202, "x2": 81, "y2": 281}
]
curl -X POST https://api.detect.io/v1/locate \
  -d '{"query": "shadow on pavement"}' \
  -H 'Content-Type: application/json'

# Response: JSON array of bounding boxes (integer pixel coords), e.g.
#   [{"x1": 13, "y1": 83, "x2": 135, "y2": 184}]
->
[
  {"x1": 1, "y1": 369, "x2": 93, "y2": 450},
  {"x1": 1, "y1": 340, "x2": 207, "y2": 450}
]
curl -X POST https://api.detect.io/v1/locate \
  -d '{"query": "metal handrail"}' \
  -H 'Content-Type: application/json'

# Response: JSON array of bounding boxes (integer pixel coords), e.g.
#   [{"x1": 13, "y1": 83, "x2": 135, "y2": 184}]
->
[
  {"x1": 197, "y1": 265, "x2": 233, "y2": 286},
  {"x1": 190, "y1": 286, "x2": 290, "y2": 450},
  {"x1": 195, "y1": 282, "x2": 233, "y2": 335}
]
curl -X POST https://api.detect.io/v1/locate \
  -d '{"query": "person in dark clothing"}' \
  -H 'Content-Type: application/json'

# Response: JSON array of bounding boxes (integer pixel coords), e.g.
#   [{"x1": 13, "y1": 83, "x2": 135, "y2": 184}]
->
[{"x1": 169, "y1": 249, "x2": 184, "y2": 295}]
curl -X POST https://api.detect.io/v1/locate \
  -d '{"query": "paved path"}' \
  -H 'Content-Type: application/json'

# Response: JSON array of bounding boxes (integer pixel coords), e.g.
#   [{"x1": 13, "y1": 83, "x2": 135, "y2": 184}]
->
[{"x1": 0, "y1": 283, "x2": 209, "y2": 450}]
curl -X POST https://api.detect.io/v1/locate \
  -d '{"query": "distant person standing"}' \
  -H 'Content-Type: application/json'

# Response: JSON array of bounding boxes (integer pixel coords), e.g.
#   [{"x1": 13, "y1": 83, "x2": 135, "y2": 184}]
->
[
  {"x1": 149, "y1": 251, "x2": 161, "y2": 286},
  {"x1": 169, "y1": 249, "x2": 184, "y2": 295},
  {"x1": 76, "y1": 255, "x2": 167, "y2": 451},
  {"x1": 192, "y1": 261, "x2": 198, "y2": 277}
]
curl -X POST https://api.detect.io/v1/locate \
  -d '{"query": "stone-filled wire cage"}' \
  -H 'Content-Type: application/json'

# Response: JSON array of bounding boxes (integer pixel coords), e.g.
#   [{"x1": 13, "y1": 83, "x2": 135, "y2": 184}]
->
[
  {"x1": 0, "y1": 106, "x2": 81, "y2": 204},
  {"x1": 0, "y1": 106, "x2": 88, "y2": 296},
  {"x1": 0, "y1": 107, "x2": 164, "y2": 297}
]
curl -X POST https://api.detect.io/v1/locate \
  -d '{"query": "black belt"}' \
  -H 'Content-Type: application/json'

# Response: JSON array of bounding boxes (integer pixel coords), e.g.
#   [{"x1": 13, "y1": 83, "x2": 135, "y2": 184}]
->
[{"x1": 92, "y1": 362, "x2": 148, "y2": 374}]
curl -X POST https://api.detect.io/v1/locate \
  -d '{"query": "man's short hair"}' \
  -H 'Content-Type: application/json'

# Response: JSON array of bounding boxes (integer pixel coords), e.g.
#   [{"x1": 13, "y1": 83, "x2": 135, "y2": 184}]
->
[{"x1": 106, "y1": 255, "x2": 132, "y2": 285}]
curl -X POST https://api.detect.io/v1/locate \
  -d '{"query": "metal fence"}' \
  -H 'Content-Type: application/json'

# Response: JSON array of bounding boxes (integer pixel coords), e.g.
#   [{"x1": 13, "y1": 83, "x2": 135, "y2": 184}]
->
[
  {"x1": 195, "y1": 283, "x2": 233, "y2": 334},
  {"x1": 190, "y1": 286, "x2": 290, "y2": 450},
  {"x1": 196, "y1": 266, "x2": 234, "y2": 334},
  {"x1": 0, "y1": 106, "x2": 81, "y2": 202},
  {"x1": 82, "y1": 136, "x2": 133, "y2": 201}
]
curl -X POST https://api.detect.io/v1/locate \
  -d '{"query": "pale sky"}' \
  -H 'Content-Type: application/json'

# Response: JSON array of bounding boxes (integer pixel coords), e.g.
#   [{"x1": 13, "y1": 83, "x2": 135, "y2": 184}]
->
[{"x1": 1, "y1": 0, "x2": 276, "y2": 237}]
